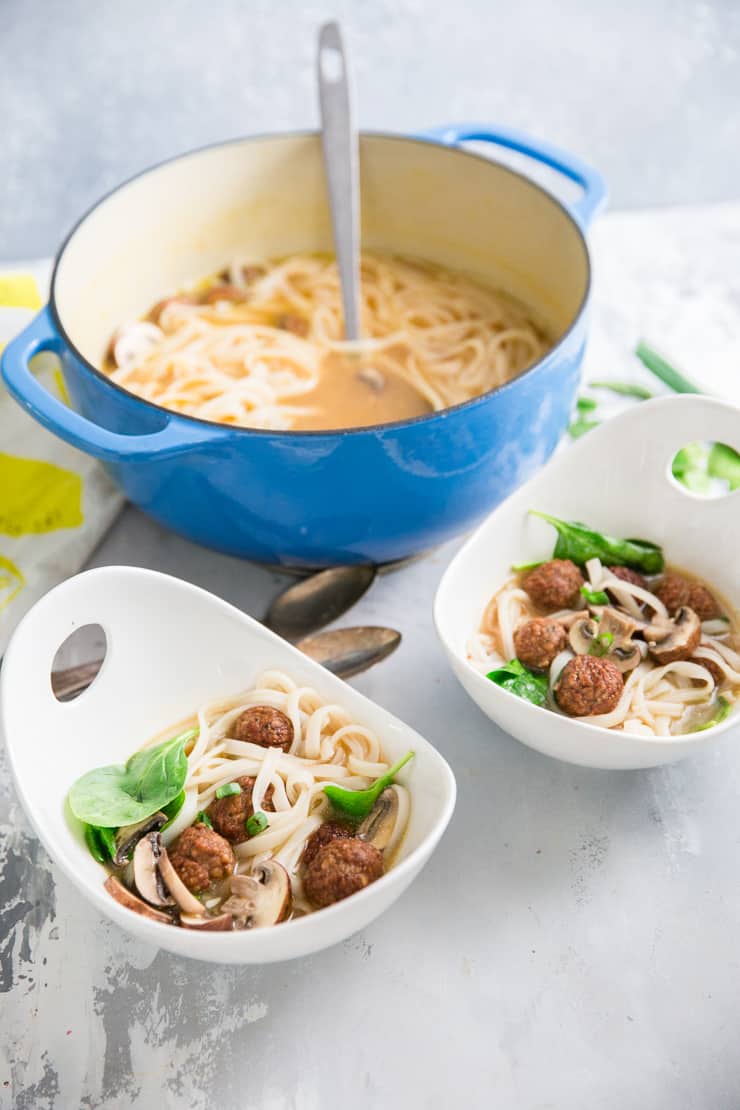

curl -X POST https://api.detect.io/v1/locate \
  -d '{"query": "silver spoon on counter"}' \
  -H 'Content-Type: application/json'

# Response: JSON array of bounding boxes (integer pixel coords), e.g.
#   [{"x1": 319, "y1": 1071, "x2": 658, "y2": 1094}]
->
[{"x1": 51, "y1": 565, "x2": 399, "y2": 700}]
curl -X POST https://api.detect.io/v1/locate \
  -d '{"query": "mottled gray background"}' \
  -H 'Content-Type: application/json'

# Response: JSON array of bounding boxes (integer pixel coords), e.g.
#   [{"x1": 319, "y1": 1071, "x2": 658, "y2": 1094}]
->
[
  {"x1": 3, "y1": 0, "x2": 740, "y2": 260},
  {"x1": 3, "y1": 2, "x2": 740, "y2": 1109}
]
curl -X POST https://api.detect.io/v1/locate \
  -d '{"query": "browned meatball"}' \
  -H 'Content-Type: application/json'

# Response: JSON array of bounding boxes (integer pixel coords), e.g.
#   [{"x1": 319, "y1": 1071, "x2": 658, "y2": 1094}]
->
[
  {"x1": 275, "y1": 312, "x2": 309, "y2": 337},
  {"x1": 653, "y1": 574, "x2": 691, "y2": 614},
  {"x1": 523, "y1": 560, "x2": 584, "y2": 612},
  {"x1": 692, "y1": 656, "x2": 724, "y2": 686},
  {"x1": 168, "y1": 824, "x2": 234, "y2": 893},
  {"x1": 233, "y1": 706, "x2": 294, "y2": 752},
  {"x1": 208, "y1": 775, "x2": 275, "y2": 844},
  {"x1": 607, "y1": 565, "x2": 648, "y2": 591},
  {"x1": 513, "y1": 618, "x2": 568, "y2": 671},
  {"x1": 555, "y1": 655, "x2": 624, "y2": 716},
  {"x1": 686, "y1": 584, "x2": 720, "y2": 622},
  {"x1": 303, "y1": 838, "x2": 384, "y2": 908},
  {"x1": 302, "y1": 821, "x2": 353, "y2": 868}
]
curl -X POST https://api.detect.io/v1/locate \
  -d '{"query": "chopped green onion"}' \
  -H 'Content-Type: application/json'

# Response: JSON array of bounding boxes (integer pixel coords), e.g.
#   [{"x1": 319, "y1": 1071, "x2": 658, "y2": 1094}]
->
[
  {"x1": 588, "y1": 380, "x2": 653, "y2": 400},
  {"x1": 511, "y1": 560, "x2": 543, "y2": 573},
  {"x1": 576, "y1": 396, "x2": 598, "y2": 412},
  {"x1": 589, "y1": 631, "x2": 614, "y2": 657},
  {"x1": 568, "y1": 418, "x2": 600, "y2": 439},
  {"x1": 215, "y1": 782, "x2": 242, "y2": 799},
  {"x1": 694, "y1": 696, "x2": 731, "y2": 732},
  {"x1": 635, "y1": 341, "x2": 701, "y2": 394},
  {"x1": 580, "y1": 585, "x2": 609, "y2": 605},
  {"x1": 246, "y1": 811, "x2": 269, "y2": 837},
  {"x1": 195, "y1": 811, "x2": 213, "y2": 829}
]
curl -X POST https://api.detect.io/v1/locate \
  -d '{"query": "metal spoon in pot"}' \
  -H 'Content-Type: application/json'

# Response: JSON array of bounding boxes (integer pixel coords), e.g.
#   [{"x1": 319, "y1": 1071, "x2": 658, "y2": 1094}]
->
[{"x1": 317, "y1": 22, "x2": 387, "y2": 394}]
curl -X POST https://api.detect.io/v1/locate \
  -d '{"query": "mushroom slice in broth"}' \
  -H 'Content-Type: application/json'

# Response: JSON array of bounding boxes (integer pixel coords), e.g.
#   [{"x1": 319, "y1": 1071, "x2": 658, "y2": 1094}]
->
[{"x1": 221, "y1": 862, "x2": 292, "y2": 929}]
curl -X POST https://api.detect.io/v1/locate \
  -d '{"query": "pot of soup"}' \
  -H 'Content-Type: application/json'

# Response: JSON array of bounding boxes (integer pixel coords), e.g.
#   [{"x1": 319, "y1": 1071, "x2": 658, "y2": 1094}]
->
[{"x1": 1, "y1": 124, "x2": 605, "y2": 567}]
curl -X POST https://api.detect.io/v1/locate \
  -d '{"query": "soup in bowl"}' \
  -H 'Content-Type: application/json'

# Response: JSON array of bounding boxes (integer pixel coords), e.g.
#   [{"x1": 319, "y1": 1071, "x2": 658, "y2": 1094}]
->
[{"x1": 1, "y1": 125, "x2": 604, "y2": 567}]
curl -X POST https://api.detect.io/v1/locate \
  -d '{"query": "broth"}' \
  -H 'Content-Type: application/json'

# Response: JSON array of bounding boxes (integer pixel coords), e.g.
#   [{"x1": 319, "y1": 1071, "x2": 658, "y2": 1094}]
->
[{"x1": 104, "y1": 251, "x2": 549, "y2": 432}]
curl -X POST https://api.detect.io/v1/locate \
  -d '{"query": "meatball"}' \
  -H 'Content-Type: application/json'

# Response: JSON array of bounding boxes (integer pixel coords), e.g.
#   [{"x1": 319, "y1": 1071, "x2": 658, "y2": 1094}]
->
[
  {"x1": 653, "y1": 573, "x2": 690, "y2": 614},
  {"x1": 607, "y1": 565, "x2": 648, "y2": 591},
  {"x1": 686, "y1": 584, "x2": 720, "y2": 623},
  {"x1": 302, "y1": 821, "x2": 353, "y2": 868},
  {"x1": 523, "y1": 560, "x2": 584, "y2": 612},
  {"x1": 168, "y1": 824, "x2": 234, "y2": 893},
  {"x1": 275, "y1": 312, "x2": 309, "y2": 337},
  {"x1": 233, "y1": 706, "x2": 294, "y2": 751},
  {"x1": 513, "y1": 618, "x2": 567, "y2": 671},
  {"x1": 691, "y1": 656, "x2": 724, "y2": 687},
  {"x1": 303, "y1": 838, "x2": 384, "y2": 908},
  {"x1": 555, "y1": 655, "x2": 624, "y2": 717},
  {"x1": 208, "y1": 775, "x2": 275, "y2": 843}
]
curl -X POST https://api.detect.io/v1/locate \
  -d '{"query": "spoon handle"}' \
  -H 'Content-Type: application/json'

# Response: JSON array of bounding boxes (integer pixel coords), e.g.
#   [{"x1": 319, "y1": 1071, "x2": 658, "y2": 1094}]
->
[{"x1": 317, "y1": 21, "x2": 361, "y2": 341}]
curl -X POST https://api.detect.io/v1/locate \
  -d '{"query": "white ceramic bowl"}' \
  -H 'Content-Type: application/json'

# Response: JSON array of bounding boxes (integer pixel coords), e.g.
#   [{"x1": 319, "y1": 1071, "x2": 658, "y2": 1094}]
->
[
  {"x1": 435, "y1": 395, "x2": 740, "y2": 770},
  {"x1": 1, "y1": 567, "x2": 456, "y2": 963}
]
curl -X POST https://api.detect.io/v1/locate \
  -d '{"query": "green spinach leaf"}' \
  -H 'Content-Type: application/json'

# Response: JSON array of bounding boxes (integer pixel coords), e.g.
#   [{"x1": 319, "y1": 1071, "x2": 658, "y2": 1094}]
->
[
  {"x1": 325, "y1": 751, "x2": 415, "y2": 820},
  {"x1": 487, "y1": 659, "x2": 549, "y2": 708},
  {"x1": 531, "y1": 511, "x2": 664, "y2": 573},
  {"x1": 69, "y1": 727, "x2": 196, "y2": 828}
]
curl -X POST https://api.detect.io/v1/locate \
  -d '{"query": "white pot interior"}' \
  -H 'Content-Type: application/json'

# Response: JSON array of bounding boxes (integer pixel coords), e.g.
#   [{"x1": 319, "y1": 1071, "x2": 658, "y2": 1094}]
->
[{"x1": 53, "y1": 133, "x2": 590, "y2": 368}]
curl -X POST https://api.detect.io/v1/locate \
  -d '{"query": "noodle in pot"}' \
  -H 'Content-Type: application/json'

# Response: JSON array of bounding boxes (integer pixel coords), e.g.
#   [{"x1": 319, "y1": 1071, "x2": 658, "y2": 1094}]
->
[{"x1": 105, "y1": 252, "x2": 549, "y2": 432}]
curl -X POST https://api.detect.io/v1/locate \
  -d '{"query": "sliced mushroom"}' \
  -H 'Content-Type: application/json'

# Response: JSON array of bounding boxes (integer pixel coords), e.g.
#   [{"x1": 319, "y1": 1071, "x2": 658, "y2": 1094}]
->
[
  {"x1": 157, "y1": 848, "x2": 207, "y2": 916},
  {"x1": 221, "y1": 861, "x2": 292, "y2": 929},
  {"x1": 104, "y1": 875, "x2": 173, "y2": 924},
  {"x1": 113, "y1": 812, "x2": 167, "y2": 867},
  {"x1": 568, "y1": 608, "x2": 642, "y2": 673},
  {"x1": 133, "y1": 832, "x2": 175, "y2": 908},
  {"x1": 644, "y1": 606, "x2": 701, "y2": 665},
  {"x1": 357, "y1": 366, "x2": 386, "y2": 392},
  {"x1": 180, "y1": 912, "x2": 234, "y2": 931},
  {"x1": 357, "y1": 788, "x2": 399, "y2": 852}
]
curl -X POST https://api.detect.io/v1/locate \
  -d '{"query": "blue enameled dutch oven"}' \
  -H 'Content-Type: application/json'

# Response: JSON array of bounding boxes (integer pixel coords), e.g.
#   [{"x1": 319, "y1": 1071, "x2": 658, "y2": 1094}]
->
[{"x1": 1, "y1": 124, "x2": 605, "y2": 568}]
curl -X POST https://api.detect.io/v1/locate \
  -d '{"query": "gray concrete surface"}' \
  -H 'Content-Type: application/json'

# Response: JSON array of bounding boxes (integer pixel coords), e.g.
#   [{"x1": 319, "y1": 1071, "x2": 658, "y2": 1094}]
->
[
  {"x1": 3, "y1": 0, "x2": 740, "y2": 259},
  {"x1": 3, "y1": 3, "x2": 740, "y2": 1108}
]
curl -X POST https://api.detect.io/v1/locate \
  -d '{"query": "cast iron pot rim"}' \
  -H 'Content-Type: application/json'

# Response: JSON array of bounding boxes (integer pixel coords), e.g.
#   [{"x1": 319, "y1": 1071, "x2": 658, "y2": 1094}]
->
[{"x1": 49, "y1": 128, "x2": 592, "y2": 440}]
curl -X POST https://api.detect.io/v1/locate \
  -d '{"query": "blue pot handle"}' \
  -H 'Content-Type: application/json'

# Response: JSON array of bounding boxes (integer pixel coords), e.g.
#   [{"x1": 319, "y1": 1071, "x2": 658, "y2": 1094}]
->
[
  {"x1": 421, "y1": 121, "x2": 607, "y2": 229},
  {"x1": 1, "y1": 306, "x2": 221, "y2": 462}
]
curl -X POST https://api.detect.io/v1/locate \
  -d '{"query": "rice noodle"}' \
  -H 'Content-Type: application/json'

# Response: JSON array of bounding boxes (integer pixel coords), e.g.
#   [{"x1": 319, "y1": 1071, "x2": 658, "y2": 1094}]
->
[
  {"x1": 106, "y1": 252, "x2": 548, "y2": 431},
  {"x1": 469, "y1": 566, "x2": 740, "y2": 738},
  {"x1": 171, "y1": 670, "x2": 410, "y2": 913}
]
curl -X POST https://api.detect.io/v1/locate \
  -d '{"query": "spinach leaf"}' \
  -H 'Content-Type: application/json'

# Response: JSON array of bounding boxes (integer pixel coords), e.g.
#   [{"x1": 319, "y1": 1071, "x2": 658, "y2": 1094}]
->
[
  {"x1": 531, "y1": 511, "x2": 664, "y2": 573},
  {"x1": 708, "y1": 442, "x2": 740, "y2": 491},
  {"x1": 694, "y1": 696, "x2": 731, "y2": 732},
  {"x1": 162, "y1": 790, "x2": 186, "y2": 828},
  {"x1": 487, "y1": 659, "x2": 549, "y2": 708},
  {"x1": 325, "y1": 751, "x2": 415, "y2": 820},
  {"x1": 635, "y1": 341, "x2": 701, "y2": 394},
  {"x1": 588, "y1": 380, "x2": 653, "y2": 400},
  {"x1": 69, "y1": 727, "x2": 196, "y2": 828},
  {"x1": 83, "y1": 824, "x2": 117, "y2": 863}
]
